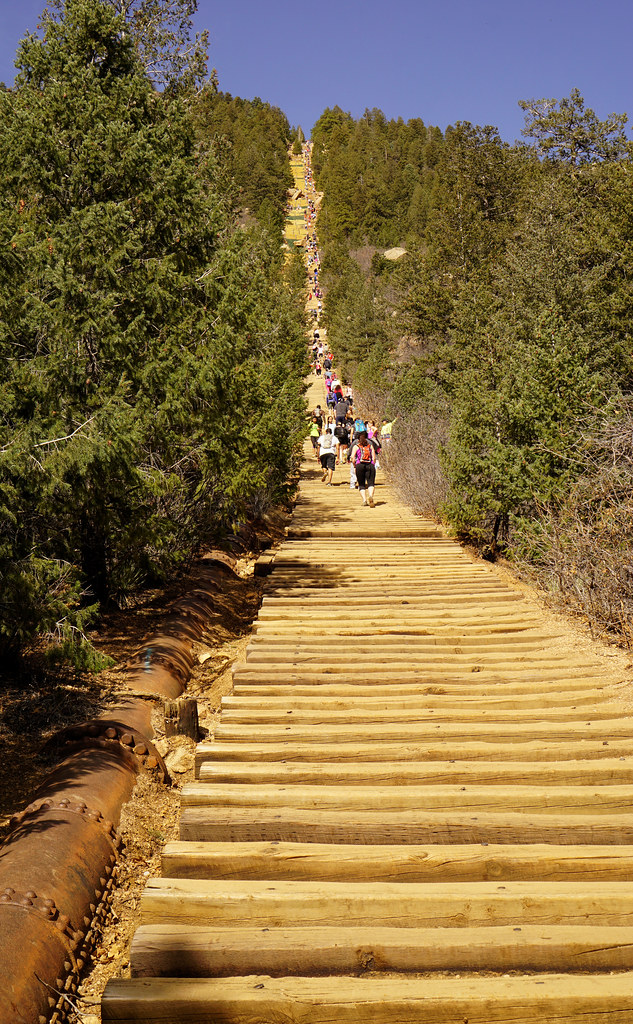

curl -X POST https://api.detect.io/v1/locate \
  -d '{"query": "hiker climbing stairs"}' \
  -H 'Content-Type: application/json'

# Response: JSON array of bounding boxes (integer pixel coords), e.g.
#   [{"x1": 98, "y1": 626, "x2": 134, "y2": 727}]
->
[{"x1": 102, "y1": 146, "x2": 633, "y2": 1023}]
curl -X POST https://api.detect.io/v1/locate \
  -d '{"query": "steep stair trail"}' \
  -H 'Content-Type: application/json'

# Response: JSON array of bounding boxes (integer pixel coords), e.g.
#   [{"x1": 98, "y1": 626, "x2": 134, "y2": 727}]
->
[{"x1": 102, "y1": 151, "x2": 633, "y2": 1023}]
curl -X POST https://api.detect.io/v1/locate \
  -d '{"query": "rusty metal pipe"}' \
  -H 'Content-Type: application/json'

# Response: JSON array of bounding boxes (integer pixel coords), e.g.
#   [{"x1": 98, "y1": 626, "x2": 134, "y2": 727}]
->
[
  {"x1": 0, "y1": 549, "x2": 244, "y2": 1023},
  {"x1": 0, "y1": 747, "x2": 134, "y2": 1023}
]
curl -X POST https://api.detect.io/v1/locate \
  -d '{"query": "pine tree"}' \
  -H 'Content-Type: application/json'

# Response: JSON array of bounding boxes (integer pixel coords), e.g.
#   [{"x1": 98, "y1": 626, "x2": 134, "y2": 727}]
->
[{"x1": 44, "y1": 0, "x2": 211, "y2": 89}]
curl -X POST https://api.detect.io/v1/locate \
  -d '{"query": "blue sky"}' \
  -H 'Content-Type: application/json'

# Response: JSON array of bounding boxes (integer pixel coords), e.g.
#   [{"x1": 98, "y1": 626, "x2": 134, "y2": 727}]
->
[{"x1": 1, "y1": 0, "x2": 631, "y2": 143}]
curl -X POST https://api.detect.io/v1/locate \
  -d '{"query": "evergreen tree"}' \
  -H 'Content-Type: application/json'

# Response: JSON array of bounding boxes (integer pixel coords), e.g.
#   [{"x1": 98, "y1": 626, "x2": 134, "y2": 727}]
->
[
  {"x1": 45, "y1": 0, "x2": 211, "y2": 88},
  {"x1": 519, "y1": 89, "x2": 628, "y2": 164},
  {"x1": 0, "y1": 0, "x2": 305, "y2": 656}
]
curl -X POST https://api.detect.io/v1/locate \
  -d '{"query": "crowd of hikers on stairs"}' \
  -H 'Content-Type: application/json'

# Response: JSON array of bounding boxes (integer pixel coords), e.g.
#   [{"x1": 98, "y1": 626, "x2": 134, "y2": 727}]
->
[
  {"x1": 309, "y1": 398, "x2": 395, "y2": 507},
  {"x1": 308, "y1": 334, "x2": 396, "y2": 508},
  {"x1": 300, "y1": 141, "x2": 396, "y2": 508}
]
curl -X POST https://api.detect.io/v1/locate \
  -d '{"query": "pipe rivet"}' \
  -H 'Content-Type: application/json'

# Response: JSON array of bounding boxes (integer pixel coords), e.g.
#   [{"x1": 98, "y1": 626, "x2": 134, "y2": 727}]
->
[
  {"x1": 39, "y1": 1016, "x2": 48, "y2": 1023},
  {"x1": 83, "y1": 916, "x2": 91, "y2": 927},
  {"x1": 0, "y1": 894, "x2": 11, "y2": 903},
  {"x1": 25, "y1": 890, "x2": 37, "y2": 899},
  {"x1": 43, "y1": 898, "x2": 56, "y2": 908},
  {"x1": 59, "y1": 799, "x2": 70, "y2": 808},
  {"x1": 21, "y1": 898, "x2": 33, "y2": 907},
  {"x1": 120, "y1": 732, "x2": 134, "y2": 745},
  {"x1": 104, "y1": 727, "x2": 117, "y2": 739},
  {"x1": 63, "y1": 961, "x2": 71, "y2": 972},
  {"x1": 76, "y1": 958, "x2": 84, "y2": 970},
  {"x1": 87, "y1": 725, "x2": 100, "y2": 736}
]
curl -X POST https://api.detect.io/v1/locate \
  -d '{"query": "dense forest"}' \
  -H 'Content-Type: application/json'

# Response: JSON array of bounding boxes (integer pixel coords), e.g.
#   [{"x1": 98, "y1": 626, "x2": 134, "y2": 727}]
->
[
  {"x1": 0, "y1": 0, "x2": 307, "y2": 663},
  {"x1": 194, "y1": 91, "x2": 293, "y2": 240},
  {"x1": 313, "y1": 97, "x2": 633, "y2": 641}
]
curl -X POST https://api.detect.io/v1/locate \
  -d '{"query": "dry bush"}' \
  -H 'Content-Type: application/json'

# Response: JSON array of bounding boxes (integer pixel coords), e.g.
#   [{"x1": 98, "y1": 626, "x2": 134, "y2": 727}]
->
[
  {"x1": 516, "y1": 401, "x2": 633, "y2": 645},
  {"x1": 383, "y1": 406, "x2": 450, "y2": 518},
  {"x1": 349, "y1": 245, "x2": 379, "y2": 274}
]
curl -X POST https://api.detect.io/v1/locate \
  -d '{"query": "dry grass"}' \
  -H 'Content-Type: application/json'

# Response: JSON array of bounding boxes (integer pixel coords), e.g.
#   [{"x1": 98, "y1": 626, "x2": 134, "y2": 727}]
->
[
  {"x1": 382, "y1": 406, "x2": 449, "y2": 517},
  {"x1": 514, "y1": 401, "x2": 633, "y2": 646}
]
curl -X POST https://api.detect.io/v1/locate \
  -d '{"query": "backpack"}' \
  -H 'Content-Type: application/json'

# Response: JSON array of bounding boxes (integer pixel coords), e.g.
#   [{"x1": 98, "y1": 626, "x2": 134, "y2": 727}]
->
[
  {"x1": 355, "y1": 442, "x2": 374, "y2": 465},
  {"x1": 321, "y1": 433, "x2": 334, "y2": 450},
  {"x1": 354, "y1": 418, "x2": 366, "y2": 433}
]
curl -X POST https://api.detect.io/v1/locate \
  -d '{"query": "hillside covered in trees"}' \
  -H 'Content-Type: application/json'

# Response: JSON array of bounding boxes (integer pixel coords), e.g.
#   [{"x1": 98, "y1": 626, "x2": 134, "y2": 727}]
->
[
  {"x1": 0, "y1": 0, "x2": 307, "y2": 662},
  {"x1": 194, "y1": 91, "x2": 294, "y2": 240},
  {"x1": 313, "y1": 97, "x2": 633, "y2": 641}
]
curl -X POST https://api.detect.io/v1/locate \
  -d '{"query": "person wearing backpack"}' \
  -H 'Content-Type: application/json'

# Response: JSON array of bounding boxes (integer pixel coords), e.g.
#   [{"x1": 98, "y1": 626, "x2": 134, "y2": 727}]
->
[
  {"x1": 318, "y1": 428, "x2": 337, "y2": 485},
  {"x1": 309, "y1": 419, "x2": 321, "y2": 460},
  {"x1": 353, "y1": 416, "x2": 366, "y2": 438},
  {"x1": 349, "y1": 431, "x2": 376, "y2": 506},
  {"x1": 333, "y1": 419, "x2": 350, "y2": 464}
]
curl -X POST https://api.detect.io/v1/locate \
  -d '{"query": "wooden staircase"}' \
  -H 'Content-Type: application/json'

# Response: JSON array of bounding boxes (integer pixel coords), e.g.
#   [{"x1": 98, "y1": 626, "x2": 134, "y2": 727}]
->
[{"x1": 103, "y1": 378, "x2": 633, "y2": 1022}]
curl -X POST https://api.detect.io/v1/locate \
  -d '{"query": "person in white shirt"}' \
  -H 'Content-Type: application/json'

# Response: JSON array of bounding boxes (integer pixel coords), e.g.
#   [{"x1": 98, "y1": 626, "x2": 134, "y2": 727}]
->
[{"x1": 318, "y1": 428, "x2": 336, "y2": 485}]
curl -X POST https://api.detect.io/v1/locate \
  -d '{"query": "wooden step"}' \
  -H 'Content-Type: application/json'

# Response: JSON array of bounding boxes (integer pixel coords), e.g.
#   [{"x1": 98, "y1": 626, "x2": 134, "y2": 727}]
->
[
  {"x1": 247, "y1": 631, "x2": 561, "y2": 647},
  {"x1": 129, "y1": 922, "x2": 633, "y2": 977},
  {"x1": 222, "y1": 689, "x2": 615, "y2": 711},
  {"x1": 253, "y1": 613, "x2": 545, "y2": 631},
  {"x1": 181, "y1": 781, "x2": 633, "y2": 815},
  {"x1": 195, "y1": 738, "x2": 633, "y2": 769},
  {"x1": 231, "y1": 665, "x2": 603, "y2": 683},
  {"x1": 217, "y1": 703, "x2": 622, "y2": 725},
  {"x1": 241, "y1": 650, "x2": 585, "y2": 667},
  {"x1": 179, "y1": 805, "x2": 633, "y2": 845},
  {"x1": 161, "y1": 839, "x2": 633, "y2": 882},
  {"x1": 100, "y1": 973, "x2": 633, "y2": 1023},
  {"x1": 197, "y1": 758, "x2": 633, "y2": 787},
  {"x1": 212, "y1": 717, "x2": 633, "y2": 744},
  {"x1": 230, "y1": 679, "x2": 613, "y2": 697},
  {"x1": 140, "y1": 877, "x2": 633, "y2": 928},
  {"x1": 254, "y1": 593, "x2": 524, "y2": 606}
]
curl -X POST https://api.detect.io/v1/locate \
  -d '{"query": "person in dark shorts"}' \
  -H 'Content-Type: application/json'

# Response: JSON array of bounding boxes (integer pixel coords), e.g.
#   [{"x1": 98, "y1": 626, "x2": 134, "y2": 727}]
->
[
  {"x1": 333, "y1": 419, "x2": 350, "y2": 464},
  {"x1": 349, "y1": 431, "x2": 376, "y2": 506},
  {"x1": 309, "y1": 418, "x2": 320, "y2": 458},
  {"x1": 318, "y1": 428, "x2": 336, "y2": 485}
]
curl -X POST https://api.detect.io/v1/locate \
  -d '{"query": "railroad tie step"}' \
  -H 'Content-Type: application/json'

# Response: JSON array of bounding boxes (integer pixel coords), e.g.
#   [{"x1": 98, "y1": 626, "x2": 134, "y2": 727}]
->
[
  {"x1": 194, "y1": 737, "x2": 633, "y2": 770},
  {"x1": 178, "y1": 804, "x2": 633, "y2": 845},
  {"x1": 129, "y1": 922, "x2": 633, "y2": 976},
  {"x1": 103, "y1": 973, "x2": 633, "y2": 1023},
  {"x1": 160, "y1": 839, "x2": 633, "y2": 883},
  {"x1": 196, "y1": 756, "x2": 633, "y2": 785}
]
